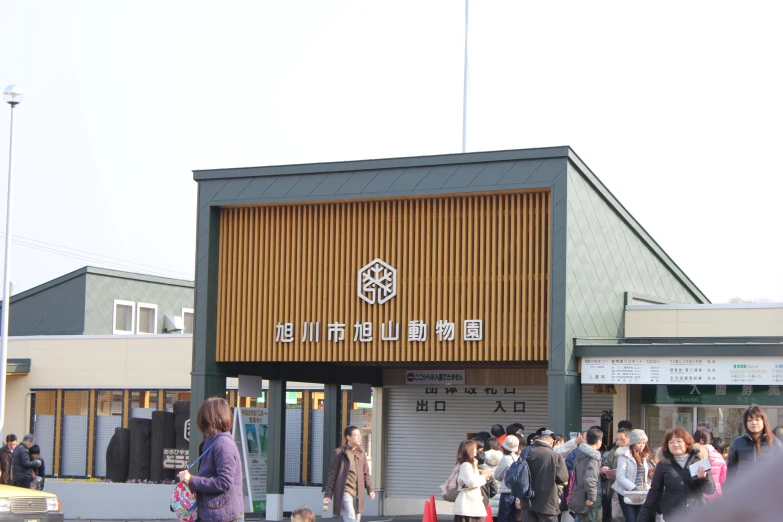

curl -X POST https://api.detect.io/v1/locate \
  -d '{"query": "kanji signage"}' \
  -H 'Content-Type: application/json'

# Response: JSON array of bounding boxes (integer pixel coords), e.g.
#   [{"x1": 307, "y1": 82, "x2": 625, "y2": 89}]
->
[
  {"x1": 642, "y1": 385, "x2": 783, "y2": 406},
  {"x1": 582, "y1": 357, "x2": 783, "y2": 385},
  {"x1": 405, "y1": 370, "x2": 466, "y2": 385},
  {"x1": 412, "y1": 386, "x2": 524, "y2": 413}
]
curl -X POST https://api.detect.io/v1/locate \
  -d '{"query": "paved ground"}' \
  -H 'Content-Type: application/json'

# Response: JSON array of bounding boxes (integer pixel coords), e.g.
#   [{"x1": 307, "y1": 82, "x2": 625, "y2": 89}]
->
[
  {"x1": 66, "y1": 515, "x2": 438, "y2": 522},
  {"x1": 63, "y1": 518, "x2": 438, "y2": 522}
]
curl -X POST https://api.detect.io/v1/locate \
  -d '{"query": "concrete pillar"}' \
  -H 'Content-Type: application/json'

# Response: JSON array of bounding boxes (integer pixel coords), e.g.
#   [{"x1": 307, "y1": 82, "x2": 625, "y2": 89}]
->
[
  {"x1": 613, "y1": 384, "x2": 630, "y2": 427},
  {"x1": 266, "y1": 378, "x2": 287, "y2": 521}
]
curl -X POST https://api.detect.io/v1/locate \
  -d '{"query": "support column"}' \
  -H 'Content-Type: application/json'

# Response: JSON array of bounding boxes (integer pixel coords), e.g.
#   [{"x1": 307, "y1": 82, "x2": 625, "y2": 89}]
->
[
  {"x1": 547, "y1": 371, "x2": 581, "y2": 434},
  {"x1": 322, "y1": 382, "x2": 342, "y2": 517},
  {"x1": 190, "y1": 206, "x2": 225, "y2": 456},
  {"x1": 266, "y1": 378, "x2": 287, "y2": 521}
]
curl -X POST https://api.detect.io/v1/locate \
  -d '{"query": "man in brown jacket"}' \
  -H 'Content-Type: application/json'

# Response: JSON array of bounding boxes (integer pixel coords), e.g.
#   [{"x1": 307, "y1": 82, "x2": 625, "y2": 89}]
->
[
  {"x1": 323, "y1": 425, "x2": 375, "y2": 522},
  {"x1": 0, "y1": 434, "x2": 17, "y2": 485}
]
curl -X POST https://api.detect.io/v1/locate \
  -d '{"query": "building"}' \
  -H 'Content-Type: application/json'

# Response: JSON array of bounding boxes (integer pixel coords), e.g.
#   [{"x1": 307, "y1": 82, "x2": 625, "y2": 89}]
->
[
  {"x1": 578, "y1": 301, "x2": 783, "y2": 444},
  {"x1": 190, "y1": 146, "x2": 708, "y2": 517},
  {"x1": 3, "y1": 266, "x2": 370, "y2": 498},
  {"x1": 1, "y1": 266, "x2": 195, "y2": 477}
]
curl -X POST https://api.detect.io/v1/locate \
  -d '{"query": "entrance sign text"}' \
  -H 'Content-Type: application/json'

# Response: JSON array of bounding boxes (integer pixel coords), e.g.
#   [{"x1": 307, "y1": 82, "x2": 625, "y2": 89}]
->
[
  {"x1": 405, "y1": 370, "x2": 466, "y2": 385},
  {"x1": 276, "y1": 319, "x2": 482, "y2": 343},
  {"x1": 358, "y1": 258, "x2": 396, "y2": 305},
  {"x1": 582, "y1": 357, "x2": 783, "y2": 385}
]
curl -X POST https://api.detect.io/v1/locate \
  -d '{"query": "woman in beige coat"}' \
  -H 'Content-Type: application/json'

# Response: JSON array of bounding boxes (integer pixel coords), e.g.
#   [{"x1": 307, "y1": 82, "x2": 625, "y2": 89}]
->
[{"x1": 453, "y1": 440, "x2": 494, "y2": 522}]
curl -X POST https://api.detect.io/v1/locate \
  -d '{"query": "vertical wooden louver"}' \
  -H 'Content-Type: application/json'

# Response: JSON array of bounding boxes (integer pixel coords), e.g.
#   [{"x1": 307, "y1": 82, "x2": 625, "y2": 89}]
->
[{"x1": 216, "y1": 191, "x2": 550, "y2": 363}]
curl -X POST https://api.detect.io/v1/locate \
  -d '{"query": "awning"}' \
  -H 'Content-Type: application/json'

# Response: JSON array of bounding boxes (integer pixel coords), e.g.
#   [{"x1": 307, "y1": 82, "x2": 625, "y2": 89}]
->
[{"x1": 7, "y1": 358, "x2": 31, "y2": 375}]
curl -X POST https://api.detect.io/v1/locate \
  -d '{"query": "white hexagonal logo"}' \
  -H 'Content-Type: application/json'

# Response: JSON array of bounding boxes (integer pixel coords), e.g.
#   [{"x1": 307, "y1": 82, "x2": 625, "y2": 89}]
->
[{"x1": 358, "y1": 258, "x2": 397, "y2": 305}]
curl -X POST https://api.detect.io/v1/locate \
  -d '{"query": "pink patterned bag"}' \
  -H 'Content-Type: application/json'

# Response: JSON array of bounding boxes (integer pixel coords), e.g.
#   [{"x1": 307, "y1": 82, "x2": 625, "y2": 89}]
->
[{"x1": 170, "y1": 480, "x2": 198, "y2": 522}]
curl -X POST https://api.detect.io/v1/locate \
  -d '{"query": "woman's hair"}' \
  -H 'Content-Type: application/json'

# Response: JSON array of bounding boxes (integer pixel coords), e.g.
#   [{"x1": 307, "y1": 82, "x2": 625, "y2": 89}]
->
[
  {"x1": 457, "y1": 439, "x2": 478, "y2": 465},
  {"x1": 660, "y1": 427, "x2": 694, "y2": 455},
  {"x1": 712, "y1": 437, "x2": 727, "y2": 456},
  {"x1": 485, "y1": 436, "x2": 501, "y2": 452},
  {"x1": 196, "y1": 396, "x2": 232, "y2": 435},
  {"x1": 692, "y1": 426, "x2": 712, "y2": 445},
  {"x1": 631, "y1": 441, "x2": 651, "y2": 463},
  {"x1": 743, "y1": 404, "x2": 776, "y2": 451},
  {"x1": 292, "y1": 508, "x2": 315, "y2": 522}
]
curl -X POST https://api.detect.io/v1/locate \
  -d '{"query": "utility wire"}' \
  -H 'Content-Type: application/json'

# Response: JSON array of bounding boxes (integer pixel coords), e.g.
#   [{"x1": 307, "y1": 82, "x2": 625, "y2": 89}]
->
[{"x1": 0, "y1": 233, "x2": 194, "y2": 280}]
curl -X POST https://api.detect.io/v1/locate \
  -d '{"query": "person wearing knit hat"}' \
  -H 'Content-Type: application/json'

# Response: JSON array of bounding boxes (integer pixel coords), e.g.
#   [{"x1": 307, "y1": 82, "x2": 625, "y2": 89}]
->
[
  {"x1": 612, "y1": 429, "x2": 653, "y2": 522},
  {"x1": 629, "y1": 429, "x2": 648, "y2": 446}
]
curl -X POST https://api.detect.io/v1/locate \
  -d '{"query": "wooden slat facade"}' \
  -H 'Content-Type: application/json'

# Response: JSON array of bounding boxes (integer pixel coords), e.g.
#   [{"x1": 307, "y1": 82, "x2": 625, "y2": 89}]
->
[{"x1": 216, "y1": 190, "x2": 551, "y2": 363}]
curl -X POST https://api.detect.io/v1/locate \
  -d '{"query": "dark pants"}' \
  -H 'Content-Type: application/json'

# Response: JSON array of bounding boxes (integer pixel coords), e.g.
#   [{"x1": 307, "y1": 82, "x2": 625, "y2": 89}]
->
[
  {"x1": 498, "y1": 493, "x2": 518, "y2": 522},
  {"x1": 601, "y1": 490, "x2": 613, "y2": 522},
  {"x1": 13, "y1": 478, "x2": 32, "y2": 489},
  {"x1": 618, "y1": 496, "x2": 640, "y2": 522},
  {"x1": 528, "y1": 512, "x2": 559, "y2": 522}
]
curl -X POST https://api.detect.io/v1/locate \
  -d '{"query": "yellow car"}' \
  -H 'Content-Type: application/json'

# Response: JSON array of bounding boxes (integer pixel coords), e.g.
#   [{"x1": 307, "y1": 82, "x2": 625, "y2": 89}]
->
[{"x1": 0, "y1": 484, "x2": 63, "y2": 521}]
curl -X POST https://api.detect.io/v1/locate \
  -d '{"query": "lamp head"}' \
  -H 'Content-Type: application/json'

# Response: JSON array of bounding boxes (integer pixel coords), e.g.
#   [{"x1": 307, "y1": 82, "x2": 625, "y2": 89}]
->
[{"x1": 3, "y1": 85, "x2": 24, "y2": 106}]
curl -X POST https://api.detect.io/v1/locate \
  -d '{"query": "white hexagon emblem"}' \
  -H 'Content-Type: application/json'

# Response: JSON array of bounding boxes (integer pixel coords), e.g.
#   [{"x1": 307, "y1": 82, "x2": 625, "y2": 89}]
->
[{"x1": 358, "y1": 258, "x2": 397, "y2": 305}]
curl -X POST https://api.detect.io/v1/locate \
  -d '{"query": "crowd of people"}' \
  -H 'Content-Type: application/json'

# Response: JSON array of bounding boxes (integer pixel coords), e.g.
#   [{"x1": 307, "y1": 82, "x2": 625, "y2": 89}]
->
[
  {"x1": 447, "y1": 404, "x2": 783, "y2": 522},
  {"x1": 0, "y1": 433, "x2": 47, "y2": 490}
]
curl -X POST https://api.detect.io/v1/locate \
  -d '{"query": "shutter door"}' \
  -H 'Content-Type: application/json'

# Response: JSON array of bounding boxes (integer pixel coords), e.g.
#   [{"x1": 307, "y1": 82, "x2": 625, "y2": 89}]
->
[
  {"x1": 385, "y1": 385, "x2": 547, "y2": 498},
  {"x1": 582, "y1": 385, "x2": 613, "y2": 418}
]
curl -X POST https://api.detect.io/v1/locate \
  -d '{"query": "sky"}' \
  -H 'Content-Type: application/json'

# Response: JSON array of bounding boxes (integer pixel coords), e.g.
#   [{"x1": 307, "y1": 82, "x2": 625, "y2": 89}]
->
[{"x1": 0, "y1": 1, "x2": 781, "y2": 303}]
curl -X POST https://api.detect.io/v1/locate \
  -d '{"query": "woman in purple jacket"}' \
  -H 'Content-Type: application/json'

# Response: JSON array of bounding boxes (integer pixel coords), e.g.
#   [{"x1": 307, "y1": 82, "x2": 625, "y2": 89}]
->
[{"x1": 178, "y1": 397, "x2": 244, "y2": 522}]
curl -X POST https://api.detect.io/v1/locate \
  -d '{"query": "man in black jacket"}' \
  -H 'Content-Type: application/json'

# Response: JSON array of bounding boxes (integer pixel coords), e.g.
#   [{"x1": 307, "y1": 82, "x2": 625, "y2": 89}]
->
[
  {"x1": 525, "y1": 433, "x2": 569, "y2": 522},
  {"x1": 11, "y1": 434, "x2": 41, "y2": 489}
]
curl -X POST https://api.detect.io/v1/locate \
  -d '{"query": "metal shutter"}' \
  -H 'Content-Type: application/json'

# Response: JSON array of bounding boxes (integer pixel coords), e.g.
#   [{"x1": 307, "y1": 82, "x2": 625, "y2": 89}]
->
[
  {"x1": 94, "y1": 415, "x2": 123, "y2": 477},
  {"x1": 34, "y1": 414, "x2": 55, "y2": 476},
  {"x1": 310, "y1": 409, "x2": 324, "y2": 484},
  {"x1": 385, "y1": 385, "x2": 547, "y2": 498},
  {"x1": 581, "y1": 385, "x2": 613, "y2": 418},
  {"x1": 62, "y1": 415, "x2": 89, "y2": 476},
  {"x1": 285, "y1": 409, "x2": 303, "y2": 483}
]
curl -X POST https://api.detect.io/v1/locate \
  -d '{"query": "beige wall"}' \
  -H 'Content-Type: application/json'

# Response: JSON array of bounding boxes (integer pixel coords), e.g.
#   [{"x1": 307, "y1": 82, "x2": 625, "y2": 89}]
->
[
  {"x1": 8, "y1": 335, "x2": 193, "y2": 389},
  {"x1": 3, "y1": 335, "x2": 193, "y2": 439},
  {"x1": 625, "y1": 305, "x2": 783, "y2": 338}
]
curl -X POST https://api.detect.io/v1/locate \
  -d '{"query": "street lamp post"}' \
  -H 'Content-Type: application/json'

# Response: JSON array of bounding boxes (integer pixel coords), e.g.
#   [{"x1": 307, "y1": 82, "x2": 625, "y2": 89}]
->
[{"x1": 0, "y1": 85, "x2": 23, "y2": 434}]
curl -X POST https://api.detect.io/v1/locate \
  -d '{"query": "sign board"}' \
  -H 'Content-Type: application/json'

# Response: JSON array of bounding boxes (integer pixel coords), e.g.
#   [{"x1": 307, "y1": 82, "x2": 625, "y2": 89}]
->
[
  {"x1": 184, "y1": 419, "x2": 190, "y2": 442},
  {"x1": 582, "y1": 357, "x2": 783, "y2": 385},
  {"x1": 642, "y1": 385, "x2": 783, "y2": 406},
  {"x1": 581, "y1": 417, "x2": 601, "y2": 432},
  {"x1": 163, "y1": 448, "x2": 189, "y2": 470},
  {"x1": 233, "y1": 407, "x2": 268, "y2": 514},
  {"x1": 405, "y1": 370, "x2": 465, "y2": 385}
]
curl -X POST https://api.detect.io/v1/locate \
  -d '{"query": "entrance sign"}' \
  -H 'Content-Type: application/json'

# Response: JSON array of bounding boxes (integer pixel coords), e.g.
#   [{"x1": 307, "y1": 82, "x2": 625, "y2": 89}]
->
[
  {"x1": 642, "y1": 385, "x2": 782, "y2": 406},
  {"x1": 582, "y1": 357, "x2": 783, "y2": 385},
  {"x1": 163, "y1": 448, "x2": 189, "y2": 470},
  {"x1": 233, "y1": 407, "x2": 268, "y2": 514},
  {"x1": 405, "y1": 370, "x2": 465, "y2": 385},
  {"x1": 358, "y1": 258, "x2": 397, "y2": 305}
]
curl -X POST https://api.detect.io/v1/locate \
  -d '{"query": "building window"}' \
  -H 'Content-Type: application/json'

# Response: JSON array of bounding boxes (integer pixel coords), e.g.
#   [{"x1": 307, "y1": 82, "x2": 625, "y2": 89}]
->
[
  {"x1": 182, "y1": 308, "x2": 194, "y2": 334},
  {"x1": 136, "y1": 303, "x2": 158, "y2": 334},
  {"x1": 113, "y1": 300, "x2": 135, "y2": 334}
]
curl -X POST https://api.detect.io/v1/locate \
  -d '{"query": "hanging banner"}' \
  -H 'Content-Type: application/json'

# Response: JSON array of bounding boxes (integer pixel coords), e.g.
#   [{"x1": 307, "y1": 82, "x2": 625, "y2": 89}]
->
[
  {"x1": 582, "y1": 356, "x2": 783, "y2": 385},
  {"x1": 233, "y1": 407, "x2": 268, "y2": 514}
]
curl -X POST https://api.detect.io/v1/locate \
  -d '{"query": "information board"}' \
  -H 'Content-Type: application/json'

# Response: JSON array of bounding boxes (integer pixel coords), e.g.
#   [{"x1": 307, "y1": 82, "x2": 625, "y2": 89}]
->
[
  {"x1": 582, "y1": 357, "x2": 783, "y2": 385},
  {"x1": 233, "y1": 407, "x2": 268, "y2": 514}
]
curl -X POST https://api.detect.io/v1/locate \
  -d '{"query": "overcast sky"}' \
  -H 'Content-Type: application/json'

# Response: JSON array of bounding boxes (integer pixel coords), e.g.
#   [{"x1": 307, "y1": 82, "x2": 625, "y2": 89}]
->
[{"x1": 0, "y1": 1, "x2": 781, "y2": 303}]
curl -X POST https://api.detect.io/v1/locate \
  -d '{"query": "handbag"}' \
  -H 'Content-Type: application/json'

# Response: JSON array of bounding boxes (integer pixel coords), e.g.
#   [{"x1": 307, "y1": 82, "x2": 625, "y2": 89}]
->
[
  {"x1": 623, "y1": 459, "x2": 650, "y2": 505},
  {"x1": 170, "y1": 435, "x2": 231, "y2": 521},
  {"x1": 440, "y1": 464, "x2": 460, "y2": 502}
]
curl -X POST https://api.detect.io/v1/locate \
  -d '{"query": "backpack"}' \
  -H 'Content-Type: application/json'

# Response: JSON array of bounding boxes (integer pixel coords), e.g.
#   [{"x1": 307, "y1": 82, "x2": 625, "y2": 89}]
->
[
  {"x1": 440, "y1": 464, "x2": 460, "y2": 502},
  {"x1": 503, "y1": 446, "x2": 534, "y2": 500}
]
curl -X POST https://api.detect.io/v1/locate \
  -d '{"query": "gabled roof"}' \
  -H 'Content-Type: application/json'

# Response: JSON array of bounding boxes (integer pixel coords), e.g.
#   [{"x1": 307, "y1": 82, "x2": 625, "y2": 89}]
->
[
  {"x1": 193, "y1": 146, "x2": 708, "y2": 303},
  {"x1": 3, "y1": 266, "x2": 193, "y2": 305}
]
